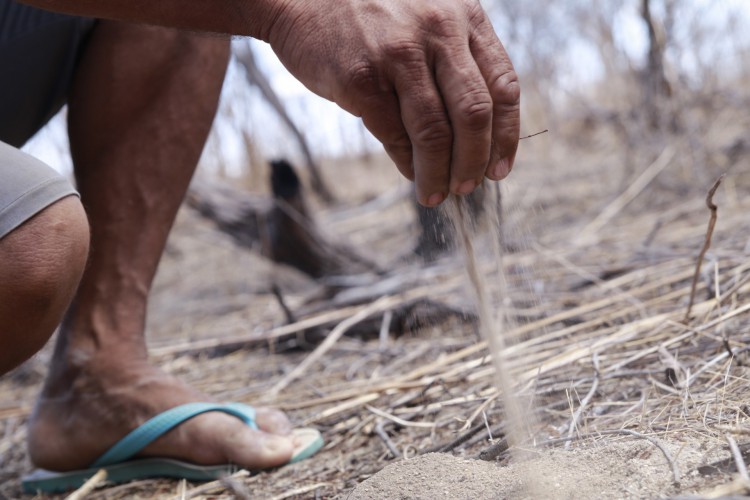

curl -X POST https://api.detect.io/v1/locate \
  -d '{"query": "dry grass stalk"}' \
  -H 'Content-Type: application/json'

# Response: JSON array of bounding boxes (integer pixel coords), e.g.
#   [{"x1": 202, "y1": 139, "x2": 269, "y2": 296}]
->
[
  {"x1": 725, "y1": 433, "x2": 750, "y2": 482},
  {"x1": 267, "y1": 482, "x2": 331, "y2": 500},
  {"x1": 271, "y1": 294, "x2": 397, "y2": 394},
  {"x1": 65, "y1": 469, "x2": 107, "y2": 500},
  {"x1": 576, "y1": 146, "x2": 676, "y2": 244},
  {"x1": 564, "y1": 353, "x2": 601, "y2": 448}
]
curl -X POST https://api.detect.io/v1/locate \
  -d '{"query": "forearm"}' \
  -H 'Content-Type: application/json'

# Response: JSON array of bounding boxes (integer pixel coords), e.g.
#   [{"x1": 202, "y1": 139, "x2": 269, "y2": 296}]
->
[{"x1": 15, "y1": 0, "x2": 287, "y2": 40}]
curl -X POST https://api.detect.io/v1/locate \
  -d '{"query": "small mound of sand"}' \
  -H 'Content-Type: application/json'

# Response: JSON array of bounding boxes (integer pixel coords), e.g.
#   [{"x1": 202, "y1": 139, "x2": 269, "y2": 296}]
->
[{"x1": 349, "y1": 439, "x2": 729, "y2": 499}]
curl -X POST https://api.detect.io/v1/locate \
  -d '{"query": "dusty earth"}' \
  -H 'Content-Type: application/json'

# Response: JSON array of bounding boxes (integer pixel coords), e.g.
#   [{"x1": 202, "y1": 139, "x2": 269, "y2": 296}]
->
[{"x1": 350, "y1": 442, "x2": 730, "y2": 500}]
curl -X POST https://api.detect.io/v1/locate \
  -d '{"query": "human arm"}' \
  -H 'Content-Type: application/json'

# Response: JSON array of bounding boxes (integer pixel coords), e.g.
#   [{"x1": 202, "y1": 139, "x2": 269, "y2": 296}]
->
[{"x1": 19, "y1": 0, "x2": 520, "y2": 206}]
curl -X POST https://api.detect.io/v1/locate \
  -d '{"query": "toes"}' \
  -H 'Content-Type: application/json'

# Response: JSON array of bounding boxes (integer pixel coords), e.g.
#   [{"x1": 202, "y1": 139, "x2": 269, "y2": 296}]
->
[{"x1": 254, "y1": 407, "x2": 294, "y2": 436}]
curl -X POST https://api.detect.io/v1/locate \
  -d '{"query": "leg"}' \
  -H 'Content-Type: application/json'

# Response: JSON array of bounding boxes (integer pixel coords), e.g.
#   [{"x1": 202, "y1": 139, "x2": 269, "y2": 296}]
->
[{"x1": 27, "y1": 22, "x2": 295, "y2": 471}]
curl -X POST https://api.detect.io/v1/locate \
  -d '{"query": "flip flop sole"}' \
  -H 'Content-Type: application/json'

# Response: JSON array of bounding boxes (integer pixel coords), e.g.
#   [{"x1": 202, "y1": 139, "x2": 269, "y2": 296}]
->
[
  {"x1": 290, "y1": 427, "x2": 325, "y2": 463},
  {"x1": 22, "y1": 458, "x2": 237, "y2": 494},
  {"x1": 22, "y1": 427, "x2": 324, "y2": 494}
]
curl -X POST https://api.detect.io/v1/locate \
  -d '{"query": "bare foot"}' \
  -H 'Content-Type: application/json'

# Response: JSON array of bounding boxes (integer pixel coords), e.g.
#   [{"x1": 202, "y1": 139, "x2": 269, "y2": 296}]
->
[{"x1": 27, "y1": 358, "x2": 296, "y2": 472}]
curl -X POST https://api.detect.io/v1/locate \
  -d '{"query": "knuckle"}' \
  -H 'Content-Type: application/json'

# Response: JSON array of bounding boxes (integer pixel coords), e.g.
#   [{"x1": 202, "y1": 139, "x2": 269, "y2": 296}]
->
[
  {"x1": 344, "y1": 60, "x2": 381, "y2": 95},
  {"x1": 490, "y1": 69, "x2": 521, "y2": 106},
  {"x1": 424, "y1": 8, "x2": 458, "y2": 35},
  {"x1": 456, "y1": 90, "x2": 493, "y2": 131},
  {"x1": 382, "y1": 40, "x2": 425, "y2": 66},
  {"x1": 412, "y1": 115, "x2": 452, "y2": 148}
]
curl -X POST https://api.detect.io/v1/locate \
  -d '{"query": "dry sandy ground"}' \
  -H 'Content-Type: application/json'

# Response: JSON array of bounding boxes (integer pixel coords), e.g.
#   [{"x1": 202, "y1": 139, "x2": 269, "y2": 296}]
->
[
  {"x1": 350, "y1": 441, "x2": 739, "y2": 500},
  {"x1": 3, "y1": 126, "x2": 750, "y2": 499}
]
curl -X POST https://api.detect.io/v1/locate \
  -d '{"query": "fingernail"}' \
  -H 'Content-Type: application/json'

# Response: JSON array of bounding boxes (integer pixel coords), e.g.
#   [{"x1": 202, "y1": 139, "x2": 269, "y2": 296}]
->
[
  {"x1": 490, "y1": 158, "x2": 510, "y2": 180},
  {"x1": 426, "y1": 192, "x2": 445, "y2": 206},
  {"x1": 455, "y1": 179, "x2": 476, "y2": 195}
]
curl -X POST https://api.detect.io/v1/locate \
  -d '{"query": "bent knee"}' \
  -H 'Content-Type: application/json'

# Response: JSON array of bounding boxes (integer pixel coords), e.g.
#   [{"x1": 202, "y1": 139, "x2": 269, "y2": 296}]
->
[
  {"x1": 1, "y1": 195, "x2": 89, "y2": 299},
  {"x1": 0, "y1": 196, "x2": 89, "y2": 373},
  {"x1": 0, "y1": 140, "x2": 89, "y2": 372}
]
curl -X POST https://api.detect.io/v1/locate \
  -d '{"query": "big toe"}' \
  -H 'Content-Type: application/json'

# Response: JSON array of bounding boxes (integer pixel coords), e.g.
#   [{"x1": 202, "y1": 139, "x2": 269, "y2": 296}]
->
[
  {"x1": 226, "y1": 428, "x2": 295, "y2": 469},
  {"x1": 255, "y1": 407, "x2": 294, "y2": 436}
]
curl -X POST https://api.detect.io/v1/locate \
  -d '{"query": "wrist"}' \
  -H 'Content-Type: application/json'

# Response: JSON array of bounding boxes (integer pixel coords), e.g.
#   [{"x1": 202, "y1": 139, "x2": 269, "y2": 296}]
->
[{"x1": 234, "y1": 0, "x2": 294, "y2": 42}]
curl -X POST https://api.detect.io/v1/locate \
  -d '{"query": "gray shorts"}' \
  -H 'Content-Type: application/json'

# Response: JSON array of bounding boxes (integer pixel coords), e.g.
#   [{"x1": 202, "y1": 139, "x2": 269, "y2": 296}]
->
[
  {"x1": 0, "y1": 1, "x2": 91, "y2": 239},
  {"x1": 0, "y1": 141, "x2": 78, "y2": 239}
]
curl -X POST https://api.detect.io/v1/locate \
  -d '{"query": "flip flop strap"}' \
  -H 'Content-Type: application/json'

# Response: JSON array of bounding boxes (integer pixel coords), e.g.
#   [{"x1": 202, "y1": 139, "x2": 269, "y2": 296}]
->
[{"x1": 91, "y1": 402, "x2": 257, "y2": 468}]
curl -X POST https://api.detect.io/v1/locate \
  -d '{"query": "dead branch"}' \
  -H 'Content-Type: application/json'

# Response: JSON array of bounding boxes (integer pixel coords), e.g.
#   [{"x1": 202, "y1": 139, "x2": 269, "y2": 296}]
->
[
  {"x1": 420, "y1": 420, "x2": 488, "y2": 455},
  {"x1": 268, "y1": 483, "x2": 331, "y2": 500},
  {"x1": 576, "y1": 146, "x2": 675, "y2": 244}
]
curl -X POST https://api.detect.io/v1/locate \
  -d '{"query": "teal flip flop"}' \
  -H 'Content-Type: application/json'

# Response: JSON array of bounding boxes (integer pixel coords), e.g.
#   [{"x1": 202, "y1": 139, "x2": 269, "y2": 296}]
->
[{"x1": 22, "y1": 402, "x2": 324, "y2": 494}]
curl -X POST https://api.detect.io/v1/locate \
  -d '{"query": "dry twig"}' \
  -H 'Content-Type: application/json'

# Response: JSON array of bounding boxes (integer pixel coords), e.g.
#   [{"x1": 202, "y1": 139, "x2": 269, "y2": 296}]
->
[
  {"x1": 374, "y1": 421, "x2": 401, "y2": 458},
  {"x1": 685, "y1": 174, "x2": 725, "y2": 321}
]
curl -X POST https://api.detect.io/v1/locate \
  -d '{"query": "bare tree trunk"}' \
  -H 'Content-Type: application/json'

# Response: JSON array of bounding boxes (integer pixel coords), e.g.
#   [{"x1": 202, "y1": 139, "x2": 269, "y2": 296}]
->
[
  {"x1": 235, "y1": 43, "x2": 336, "y2": 204},
  {"x1": 641, "y1": 0, "x2": 672, "y2": 130}
]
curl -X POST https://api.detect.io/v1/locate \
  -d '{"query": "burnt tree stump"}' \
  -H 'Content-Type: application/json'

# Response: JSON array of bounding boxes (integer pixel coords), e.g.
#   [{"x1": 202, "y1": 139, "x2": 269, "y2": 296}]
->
[
  {"x1": 414, "y1": 186, "x2": 498, "y2": 261},
  {"x1": 188, "y1": 159, "x2": 376, "y2": 279}
]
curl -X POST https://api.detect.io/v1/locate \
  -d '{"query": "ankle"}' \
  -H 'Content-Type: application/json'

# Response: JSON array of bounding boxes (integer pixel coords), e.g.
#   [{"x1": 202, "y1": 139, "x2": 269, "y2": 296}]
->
[{"x1": 41, "y1": 337, "x2": 150, "y2": 398}]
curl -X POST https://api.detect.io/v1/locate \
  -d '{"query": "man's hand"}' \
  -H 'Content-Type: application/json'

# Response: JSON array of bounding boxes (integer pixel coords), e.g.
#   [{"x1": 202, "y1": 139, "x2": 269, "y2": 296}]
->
[{"x1": 268, "y1": 0, "x2": 520, "y2": 206}]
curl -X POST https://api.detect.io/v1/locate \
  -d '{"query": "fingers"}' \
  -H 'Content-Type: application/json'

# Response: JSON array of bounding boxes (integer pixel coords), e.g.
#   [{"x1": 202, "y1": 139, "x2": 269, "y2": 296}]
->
[
  {"x1": 387, "y1": 5, "x2": 517, "y2": 205},
  {"x1": 346, "y1": 2, "x2": 520, "y2": 206},
  {"x1": 434, "y1": 40, "x2": 493, "y2": 195},
  {"x1": 357, "y1": 90, "x2": 415, "y2": 181},
  {"x1": 337, "y1": 61, "x2": 416, "y2": 181},
  {"x1": 355, "y1": 55, "x2": 453, "y2": 206},
  {"x1": 468, "y1": 9, "x2": 521, "y2": 180},
  {"x1": 394, "y1": 60, "x2": 452, "y2": 206}
]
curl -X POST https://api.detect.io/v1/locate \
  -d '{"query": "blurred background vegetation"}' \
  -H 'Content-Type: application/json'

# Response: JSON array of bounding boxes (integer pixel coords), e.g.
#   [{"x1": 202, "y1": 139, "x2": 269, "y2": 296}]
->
[{"x1": 202, "y1": 0, "x2": 750, "y2": 198}]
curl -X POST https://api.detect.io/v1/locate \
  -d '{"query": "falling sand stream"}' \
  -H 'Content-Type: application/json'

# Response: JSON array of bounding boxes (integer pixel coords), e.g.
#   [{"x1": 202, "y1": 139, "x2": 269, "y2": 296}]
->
[{"x1": 448, "y1": 188, "x2": 541, "y2": 495}]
